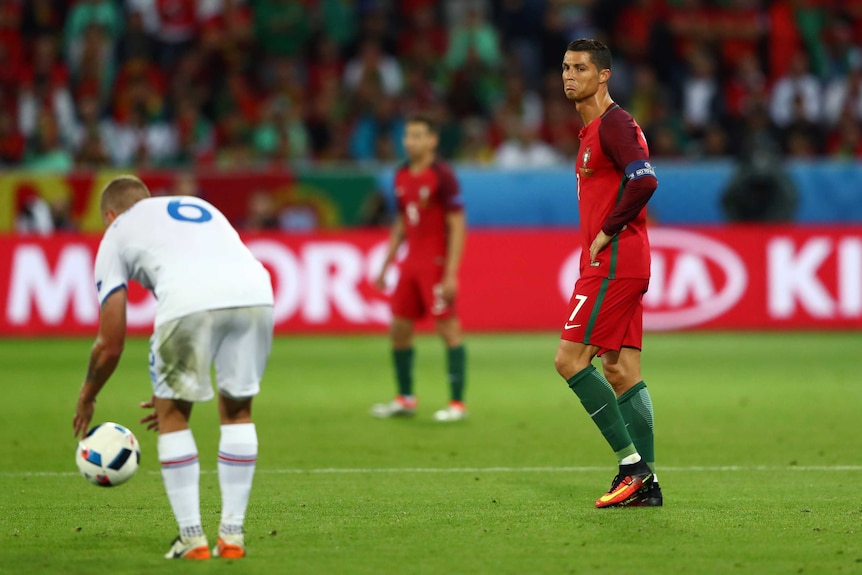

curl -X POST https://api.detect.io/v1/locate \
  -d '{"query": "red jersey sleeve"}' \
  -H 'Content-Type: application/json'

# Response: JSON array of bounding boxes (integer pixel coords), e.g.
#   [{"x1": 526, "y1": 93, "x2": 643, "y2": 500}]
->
[
  {"x1": 598, "y1": 108, "x2": 658, "y2": 236},
  {"x1": 434, "y1": 163, "x2": 464, "y2": 213}
]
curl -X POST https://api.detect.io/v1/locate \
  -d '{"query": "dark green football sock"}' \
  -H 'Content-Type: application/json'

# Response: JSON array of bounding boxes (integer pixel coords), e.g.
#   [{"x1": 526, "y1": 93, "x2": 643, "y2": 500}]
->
[
  {"x1": 393, "y1": 348, "x2": 414, "y2": 397},
  {"x1": 617, "y1": 381, "x2": 655, "y2": 471},
  {"x1": 446, "y1": 345, "x2": 466, "y2": 402},
  {"x1": 567, "y1": 365, "x2": 637, "y2": 462}
]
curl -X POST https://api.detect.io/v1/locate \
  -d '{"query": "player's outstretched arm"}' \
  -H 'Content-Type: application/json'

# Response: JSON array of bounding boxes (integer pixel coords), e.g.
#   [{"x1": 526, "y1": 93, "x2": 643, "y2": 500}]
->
[
  {"x1": 73, "y1": 288, "x2": 128, "y2": 438},
  {"x1": 375, "y1": 214, "x2": 406, "y2": 290},
  {"x1": 442, "y1": 211, "x2": 466, "y2": 302}
]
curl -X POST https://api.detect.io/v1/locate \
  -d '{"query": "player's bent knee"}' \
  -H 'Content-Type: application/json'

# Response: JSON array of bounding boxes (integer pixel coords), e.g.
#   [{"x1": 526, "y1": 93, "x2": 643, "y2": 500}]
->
[
  {"x1": 602, "y1": 362, "x2": 624, "y2": 384},
  {"x1": 554, "y1": 349, "x2": 590, "y2": 380}
]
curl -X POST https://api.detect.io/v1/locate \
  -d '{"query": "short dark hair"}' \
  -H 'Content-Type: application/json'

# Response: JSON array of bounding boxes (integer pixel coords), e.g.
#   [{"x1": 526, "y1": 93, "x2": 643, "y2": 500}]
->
[
  {"x1": 566, "y1": 38, "x2": 612, "y2": 72},
  {"x1": 405, "y1": 113, "x2": 438, "y2": 134}
]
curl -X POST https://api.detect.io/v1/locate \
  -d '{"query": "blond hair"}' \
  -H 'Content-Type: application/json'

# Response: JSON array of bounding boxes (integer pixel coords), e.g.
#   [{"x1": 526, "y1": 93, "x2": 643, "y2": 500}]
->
[{"x1": 100, "y1": 175, "x2": 151, "y2": 216}]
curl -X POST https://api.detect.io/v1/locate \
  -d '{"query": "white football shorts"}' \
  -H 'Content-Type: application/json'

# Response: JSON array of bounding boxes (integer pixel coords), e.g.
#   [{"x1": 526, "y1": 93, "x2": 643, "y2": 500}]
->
[{"x1": 148, "y1": 306, "x2": 274, "y2": 402}]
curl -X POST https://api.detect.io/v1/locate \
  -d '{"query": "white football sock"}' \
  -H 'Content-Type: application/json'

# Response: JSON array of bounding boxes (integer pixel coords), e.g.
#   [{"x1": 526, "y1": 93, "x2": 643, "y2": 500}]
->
[
  {"x1": 620, "y1": 452, "x2": 642, "y2": 466},
  {"x1": 158, "y1": 429, "x2": 203, "y2": 539},
  {"x1": 218, "y1": 423, "x2": 258, "y2": 534}
]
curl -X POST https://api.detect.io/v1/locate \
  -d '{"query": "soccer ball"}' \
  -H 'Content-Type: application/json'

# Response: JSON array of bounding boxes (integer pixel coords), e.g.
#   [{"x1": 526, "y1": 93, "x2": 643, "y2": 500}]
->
[{"x1": 76, "y1": 422, "x2": 141, "y2": 487}]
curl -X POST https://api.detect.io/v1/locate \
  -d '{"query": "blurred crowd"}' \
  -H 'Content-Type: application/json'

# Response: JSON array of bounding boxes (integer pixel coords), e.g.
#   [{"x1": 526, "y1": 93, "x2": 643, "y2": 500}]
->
[{"x1": 3, "y1": 0, "x2": 862, "y2": 172}]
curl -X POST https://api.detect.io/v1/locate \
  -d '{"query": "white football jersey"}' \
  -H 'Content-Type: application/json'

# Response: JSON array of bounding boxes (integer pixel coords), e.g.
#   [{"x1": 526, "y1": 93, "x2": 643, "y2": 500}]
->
[{"x1": 94, "y1": 196, "x2": 273, "y2": 327}]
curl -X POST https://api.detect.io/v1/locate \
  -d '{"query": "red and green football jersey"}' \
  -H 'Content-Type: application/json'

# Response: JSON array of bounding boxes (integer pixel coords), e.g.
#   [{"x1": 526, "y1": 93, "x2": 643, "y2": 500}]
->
[
  {"x1": 576, "y1": 104, "x2": 654, "y2": 280},
  {"x1": 393, "y1": 160, "x2": 463, "y2": 267}
]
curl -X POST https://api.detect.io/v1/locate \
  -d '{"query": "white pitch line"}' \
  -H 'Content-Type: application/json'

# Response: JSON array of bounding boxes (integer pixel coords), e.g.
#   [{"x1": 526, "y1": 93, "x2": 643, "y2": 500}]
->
[{"x1": 2, "y1": 465, "x2": 861, "y2": 478}]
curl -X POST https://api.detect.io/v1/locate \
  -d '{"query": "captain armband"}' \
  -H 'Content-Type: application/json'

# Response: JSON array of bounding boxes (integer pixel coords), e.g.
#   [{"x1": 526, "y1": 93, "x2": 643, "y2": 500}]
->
[{"x1": 625, "y1": 160, "x2": 656, "y2": 181}]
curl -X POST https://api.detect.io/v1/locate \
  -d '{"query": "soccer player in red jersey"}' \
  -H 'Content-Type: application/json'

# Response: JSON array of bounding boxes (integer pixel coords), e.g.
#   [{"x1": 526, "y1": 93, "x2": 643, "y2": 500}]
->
[
  {"x1": 371, "y1": 115, "x2": 468, "y2": 422},
  {"x1": 557, "y1": 39, "x2": 661, "y2": 508}
]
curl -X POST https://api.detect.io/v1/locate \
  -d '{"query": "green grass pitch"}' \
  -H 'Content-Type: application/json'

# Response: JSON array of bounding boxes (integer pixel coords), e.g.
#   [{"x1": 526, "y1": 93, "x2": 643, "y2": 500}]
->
[{"x1": 1, "y1": 332, "x2": 861, "y2": 574}]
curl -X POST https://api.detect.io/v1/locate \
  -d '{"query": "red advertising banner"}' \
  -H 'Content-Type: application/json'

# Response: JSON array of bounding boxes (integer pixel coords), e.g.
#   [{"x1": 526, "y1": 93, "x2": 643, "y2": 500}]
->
[{"x1": 0, "y1": 226, "x2": 860, "y2": 336}]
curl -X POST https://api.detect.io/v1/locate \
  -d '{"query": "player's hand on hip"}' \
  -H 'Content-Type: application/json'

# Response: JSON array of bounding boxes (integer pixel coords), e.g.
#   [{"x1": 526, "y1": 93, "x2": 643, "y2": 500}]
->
[
  {"x1": 139, "y1": 395, "x2": 159, "y2": 432},
  {"x1": 73, "y1": 397, "x2": 95, "y2": 439},
  {"x1": 590, "y1": 230, "x2": 614, "y2": 263}
]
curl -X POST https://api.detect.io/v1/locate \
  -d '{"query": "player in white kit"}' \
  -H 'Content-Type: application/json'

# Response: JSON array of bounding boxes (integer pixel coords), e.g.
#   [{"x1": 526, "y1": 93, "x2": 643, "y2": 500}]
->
[{"x1": 72, "y1": 176, "x2": 274, "y2": 560}]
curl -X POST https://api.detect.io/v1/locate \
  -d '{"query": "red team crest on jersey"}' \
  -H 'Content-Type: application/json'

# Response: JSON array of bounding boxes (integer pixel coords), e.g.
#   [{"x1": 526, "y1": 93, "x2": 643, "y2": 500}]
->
[{"x1": 418, "y1": 185, "x2": 431, "y2": 207}]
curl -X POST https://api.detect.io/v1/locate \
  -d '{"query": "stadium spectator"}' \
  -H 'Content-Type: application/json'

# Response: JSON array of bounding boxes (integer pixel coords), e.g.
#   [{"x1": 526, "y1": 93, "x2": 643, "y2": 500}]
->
[
  {"x1": 349, "y1": 95, "x2": 405, "y2": 162},
  {"x1": 75, "y1": 127, "x2": 111, "y2": 168},
  {"x1": 106, "y1": 105, "x2": 177, "y2": 167},
  {"x1": 642, "y1": 95, "x2": 687, "y2": 158},
  {"x1": 64, "y1": 0, "x2": 122, "y2": 55},
  {"x1": 5, "y1": 1, "x2": 862, "y2": 169},
  {"x1": 493, "y1": 113, "x2": 561, "y2": 169},
  {"x1": 539, "y1": 98, "x2": 581, "y2": 162},
  {"x1": 0, "y1": 105, "x2": 24, "y2": 165},
  {"x1": 714, "y1": 0, "x2": 764, "y2": 73},
  {"x1": 319, "y1": 0, "x2": 357, "y2": 50},
  {"x1": 627, "y1": 65, "x2": 664, "y2": 131},
  {"x1": 401, "y1": 65, "x2": 441, "y2": 118},
  {"x1": 49, "y1": 195, "x2": 77, "y2": 231},
  {"x1": 111, "y1": 57, "x2": 168, "y2": 131},
  {"x1": 731, "y1": 99, "x2": 783, "y2": 159},
  {"x1": 115, "y1": 9, "x2": 157, "y2": 68},
  {"x1": 699, "y1": 123, "x2": 730, "y2": 158},
  {"x1": 823, "y1": 65, "x2": 862, "y2": 125},
  {"x1": 306, "y1": 36, "x2": 344, "y2": 96},
  {"x1": 212, "y1": 68, "x2": 259, "y2": 133},
  {"x1": 15, "y1": 188, "x2": 54, "y2": 234},
  {"x1": 165, "y1": 50, "x2": 207, "y2": 116},
  {"x1": 252, "y1": 0, "x2": 312, "y2": 58},
  {"x1": 612, "y1": 0, "x2": 667, "y2": 68},
  {"x1": 680, "y1": 45, "x2": 722, "y2": 140},
  {"x1": 305, "y1": 74, "x2": 348, "y2": 162},
  {"x1": 770, "y1": 51, "x2": 822, "y2": 128},
  {"x1": 495, "y1": 74, "x2": 544, "y2": 132},
  {"x1": 445, "y1": 7, "x2": 501, "y2": 73},
  {"x1": 343, "y1": 39, "x2": 403, "y2": 97},
  {"x1": 397, "y1": 5, "x2": 447, "y2": 69},
  {"x1": 825, "y1": 109, "x2": 862, "y2": 158},
  {"x1": 138, "y1": 0, "x2": 230, "y2": 70},
  {"x1": 253, "y1": 98, "x2": 310, "y2": 163},
  {"x1": 0, "y1": 1, "x2": 23, "y2": 95},
  {"x1": 22, "y1": 0, "x2": 65, "y2": 38},
  {"x1": 25, "y1": 110, "x2": 74, "y2": 172},
  {"x1": 68, "y1": 23, "x2": 115, "y2": 109},
  {"x1": 245, "y1": 190, "x2": 280, "y2": 231},
  {"x1": 493, "y1": 0, "x2": 545, "y2": 84},
  {"x1": 215, "y1": 111, "x2": 254, "y2": 168},
  {"x1": 539, "y1": 2, "x2": 571, "y2": 76},
  {"x1": 68, "y1": 95, "x2": 112, "y2": 157},
  {"x1": 780, "y1": 93, "x2": 825, "y2": 156},
  {"x1": 163, "y1": 172, "x2": 205, "y2": 197},
  {"x1": 173, "y1": 96, "x2": 215, "y2": 165},
  {"x1": 667, "y1": 0, "x2": 717, "y2": 64},
  {"x1": 199, "y1": 0, "x2": 254, "y2": 73},
  {"x1": 791, "y1": 1, "x2": 830, "y2": 80},
  {"x1": 724, "y1": 51, "x2": 768, "y2": 120},
  {"x1": 456, "y1": 116, "x2": 495, "y2": 164},
  {"x1": 822, "y1": 14, "x2": 862, "y2": 79},
  {"x1": 18, "y1": 35, "x2": 75, "y2": 142}
]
